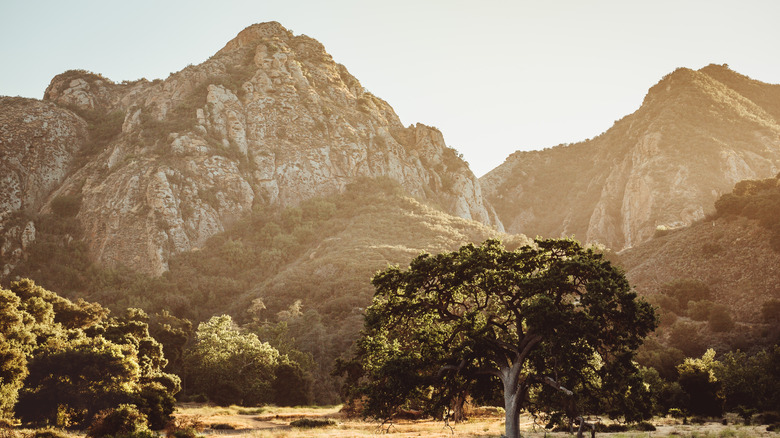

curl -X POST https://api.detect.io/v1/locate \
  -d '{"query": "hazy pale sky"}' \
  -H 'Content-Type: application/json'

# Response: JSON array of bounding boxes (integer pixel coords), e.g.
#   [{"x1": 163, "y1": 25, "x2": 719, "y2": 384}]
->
[{"x1": 2, "y1": 0, "x2": 779, "y2": 176}]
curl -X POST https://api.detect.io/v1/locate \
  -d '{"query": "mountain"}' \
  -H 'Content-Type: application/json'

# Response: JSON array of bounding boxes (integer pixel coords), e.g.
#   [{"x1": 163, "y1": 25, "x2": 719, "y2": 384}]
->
[
  {"x1": 0, "y1": 97, "x2": 90, "y2": 275},
  {"x1": 7, "y1": 177, "x2": 526, "y2": 403},
  {"x1": 0, "y1": 21, "x2": 501, "y2": 277},
  {"x1": 481, "y1": 64, "x2": 780, "y2": 251},
  {"x1": 619, "y1": 173, "x2": 780, "y2": 356}
]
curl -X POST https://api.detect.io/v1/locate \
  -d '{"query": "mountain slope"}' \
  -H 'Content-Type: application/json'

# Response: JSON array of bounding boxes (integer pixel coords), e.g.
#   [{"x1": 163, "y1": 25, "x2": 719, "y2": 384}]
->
[
  {"x1": 481, "y1": 64, "x2": 780, "y2": 251},
  {"x1": 621, "y1": 173, "x2": 780, "y2": 313},
  {"x1": 1, "y1": 21, "x2": 501, "y2": 277},
  {"x1": 7, "y1": 177, "x2": 527, "y2": 403},
  {"x1": 0, "y1": 97, "x2": 89, "y2": 275}
]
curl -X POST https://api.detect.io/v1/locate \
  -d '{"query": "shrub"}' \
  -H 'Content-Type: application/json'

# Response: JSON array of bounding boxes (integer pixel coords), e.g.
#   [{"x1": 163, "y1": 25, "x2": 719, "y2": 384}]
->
[
  {"x1": 136, "y1": 384, "x2": 176, "y2": 429},
  {"x1": 595, "y1": 423, "x2": 627, "y2": 432},
  {"x1": 164, "y1": 415, "x2": 204, "y2": 438},
  {"x1": 209, "y1": 424, "x2": 235, "y2": 430},
  {"x1": 87, "y1": 404, "x2": 149, "y2": 438},
  {"x1": 708, "y1": 305, "x2": 735, "y2": 332},
  {"x1": 761, "y1": 300, "x2": 780, "y2": 323},
  {"x1": 758, "y1": 412, "x2": 780, "y2": 425},
  {"x1": 31, "y1": 430, "x2": 69, "y2": 438},
  {"x1": 289, "y1": 418, "x2": 336, "y2": 428},
  {"x1": 51, "y1": 195, "x2": 82, "y2": 218},
  {"x1": 688, "y1": 300, "x2": 714, "y2": 321},
  {"x1": 632, "y1": 421, "x2": 656, "y2": 431},
  {"x1": 661, "y1": 279, "x2": 713, "y2": 311}
]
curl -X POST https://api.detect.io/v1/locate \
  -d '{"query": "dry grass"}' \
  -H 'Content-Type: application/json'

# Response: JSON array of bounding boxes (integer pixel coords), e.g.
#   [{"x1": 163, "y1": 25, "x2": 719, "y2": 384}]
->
[{"x1": 174, "y1": 405, "x2": 778, "y2": 437}]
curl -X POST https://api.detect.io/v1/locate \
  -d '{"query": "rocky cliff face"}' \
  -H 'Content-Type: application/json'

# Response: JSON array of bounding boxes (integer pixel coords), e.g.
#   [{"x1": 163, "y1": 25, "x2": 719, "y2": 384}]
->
[
  {"x1": 0, "y1": 97, "x2": 89, "y2": 275},
  {"x1": 2, "y1": 22, "x2": 501, "y2": 276},
  {"x1": 481, "y1": 65, "x2": 780, "y2": 251}
]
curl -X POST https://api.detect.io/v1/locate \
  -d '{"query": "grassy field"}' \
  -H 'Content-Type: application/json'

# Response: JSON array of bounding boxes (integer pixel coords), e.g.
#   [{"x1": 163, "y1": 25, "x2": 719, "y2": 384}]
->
[{"x1": 173, "y1": 404, "x2": 779, "y2": 438}]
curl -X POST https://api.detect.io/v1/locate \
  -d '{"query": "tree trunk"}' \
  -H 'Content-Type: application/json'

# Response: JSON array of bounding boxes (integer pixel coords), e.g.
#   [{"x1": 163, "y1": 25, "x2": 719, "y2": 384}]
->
[
  {"x1": 451, "y1": 392, "x2": 466, "y2": 423},
  {"x1": 501, "y1": 367, "x2": 523, "y2": 438},
  {"x1": 504, "y1": 393, "x2": 521, "y2": 438}
]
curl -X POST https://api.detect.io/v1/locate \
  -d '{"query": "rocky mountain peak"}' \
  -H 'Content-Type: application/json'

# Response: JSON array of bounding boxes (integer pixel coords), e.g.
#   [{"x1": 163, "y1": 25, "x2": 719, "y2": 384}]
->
[
  {"x1": 2, "y1": 22, "x2": 501, "y2": 277},
  {"x1": 482, "y1": 65, "x2": 780, "y2": 251},
  {"x1": 216, "y1": 21, "x2": 296, "y2": 55}
]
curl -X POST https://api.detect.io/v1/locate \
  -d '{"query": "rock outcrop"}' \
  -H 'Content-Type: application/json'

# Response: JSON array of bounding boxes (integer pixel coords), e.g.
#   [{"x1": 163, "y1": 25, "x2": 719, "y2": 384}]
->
[
  {"x1": 3, "y1": 22, "x2": 501, "y2": 276},
  {"x1": 0, "y1": 96, "x2": 89, "y2": 275},
  {"x1": 481, "y1": 65, "x2": 780, "y2": 250}
]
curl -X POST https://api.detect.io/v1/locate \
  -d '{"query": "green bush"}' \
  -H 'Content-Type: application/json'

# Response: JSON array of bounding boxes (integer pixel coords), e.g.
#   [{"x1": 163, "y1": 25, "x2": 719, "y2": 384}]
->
[
  {"x1": 661, "y1": 279, "x2": 713, "y2": 311},
  {"x1": 87, "y1": 404, "x2": 149, "y2": 438}
]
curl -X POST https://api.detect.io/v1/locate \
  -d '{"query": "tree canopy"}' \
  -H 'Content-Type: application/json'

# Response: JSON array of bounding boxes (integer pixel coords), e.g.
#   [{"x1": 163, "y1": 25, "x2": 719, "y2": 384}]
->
[
  {"x1": 0, "y1": 279, "x2": 179, "y2": 428},
  {"x1": 340, "y1": 239, "x2": 657, "y2": 438}
]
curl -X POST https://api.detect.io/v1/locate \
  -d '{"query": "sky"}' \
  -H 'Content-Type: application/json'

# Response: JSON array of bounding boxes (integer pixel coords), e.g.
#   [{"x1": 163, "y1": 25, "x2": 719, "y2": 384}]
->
[{"x1": 2, "y1": 0, "x2": 779, "y2": 176}]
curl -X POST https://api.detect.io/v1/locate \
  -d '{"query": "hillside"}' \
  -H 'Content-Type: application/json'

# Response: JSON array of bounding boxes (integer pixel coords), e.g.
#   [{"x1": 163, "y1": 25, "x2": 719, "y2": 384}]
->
[
  {"x1": 619, "y1": 174, "x2": 780, "y2": 359},
  {"x1": 481, "y1": 64, "x2": 780, "y2": 251},
  {"x1": 8, "y1": 177, "x2": 527, "y2": 403},
  {"x1": 1, "y1": 21, "x2": 500, "y2": 278}
]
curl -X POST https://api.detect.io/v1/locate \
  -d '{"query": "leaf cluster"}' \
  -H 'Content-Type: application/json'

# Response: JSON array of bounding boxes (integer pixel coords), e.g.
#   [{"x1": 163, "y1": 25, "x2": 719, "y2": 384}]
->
[{"x1": 0, "y1": 279, "x2": 179, "y2": 428}]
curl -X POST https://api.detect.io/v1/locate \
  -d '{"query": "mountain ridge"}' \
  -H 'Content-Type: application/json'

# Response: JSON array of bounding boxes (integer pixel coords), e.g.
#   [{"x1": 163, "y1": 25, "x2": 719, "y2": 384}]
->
[
  {"x1": 1, "y1": 21, "x2": 502, "y2": 277},
  {"x1": 481, "y1": 64, "x2": 780, "y2": 251}
]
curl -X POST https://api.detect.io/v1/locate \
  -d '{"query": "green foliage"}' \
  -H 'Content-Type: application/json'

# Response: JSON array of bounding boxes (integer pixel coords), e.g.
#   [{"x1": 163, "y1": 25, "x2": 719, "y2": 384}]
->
[
  {"x1": 16, "y1": 336, "x2": 140, "y2": 427},
  {"x1": 340, "y1": 239, "x2": 657, "y2": 438},
  {"x1": 660, "y1": 279, "x2": 714, "y2": 312},
  {"x1": 0, "y1": 290, "x2": 33, "y2": 418},
  {"x1": 87, "y1": 404, "x2": 149, "y2": 438},
  {"x1": 676, "y1": 349, "x2": 724, "y2": 417},
  {"x1": 11, "y1": 177, "x2": 513, "y2": 404},
  {"x1": 715, "y1": 346, "x2": 780, "y2": 412},
  {"x1": 713, "y1": 173, "x2": 780, "y2": 252},
  {"x1": 668, "y1": 320, "x2": 707, "y2": 358},
  {"x1": 64, "y1": 103, "x2": 125, "y2": 159},
  {"x1": 184, "y1": 315, "x2": 280, "y2": 406},
  {"x1": 0, "y1": 280, "x2": 178, "y2": 427},
  {"x1": 272, "y1": 361, "x2": 314, "y2": 406}
]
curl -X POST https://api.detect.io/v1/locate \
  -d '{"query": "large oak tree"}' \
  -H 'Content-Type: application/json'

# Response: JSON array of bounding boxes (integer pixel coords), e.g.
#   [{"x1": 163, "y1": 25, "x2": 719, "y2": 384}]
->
[{"x1": 340, "y1": 239, "x2": 657, "y2": 438}]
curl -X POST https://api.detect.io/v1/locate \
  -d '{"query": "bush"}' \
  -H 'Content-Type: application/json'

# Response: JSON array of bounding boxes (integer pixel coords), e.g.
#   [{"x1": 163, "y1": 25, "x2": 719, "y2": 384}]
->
[
  {"x1": 51, "y1": 195, "x2": 82, "y2": 218},
  {"x1": 668, "y1": 408, "x2": 687, "y2": 419},
  {"x1": 761, "y1": 300, "x2": 780, "y2": 323},
  {"x1": 632, "y1": 421, "x2": 656, "y2": 431},
  {"x1": 661, "y1": 279, "x2": 713, "y2": 311},
  {"x1": 209, "y1": 424, "x2": 235, "y2": 430},
  {"x1": 164, "y1": 416, "x2": 204, "y2": 438},
  {"x1": 88, "y1": 404, "x2": 149, "y2": 438},
  {"x1": 136, "y1": 385, "x2": 176, "y2": 429},
  {"x1": 688, "y1": 300, "x2": 715, "y2": 321},
  {"x1": 289, "y1": 418, "x2": 336, "y2": 428},
  {"x1": 595, "y1": 423, "x2": 627, "y2": 432},
  {"x1": 31, "y1": 430, "x2": 69, "y2": 438},
  {"x1": 708, "y1": 305, "x2": 735, "y2": 332},
  {"x1": 758, "y1": 412, "x2": 780, "y2": 425}
]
